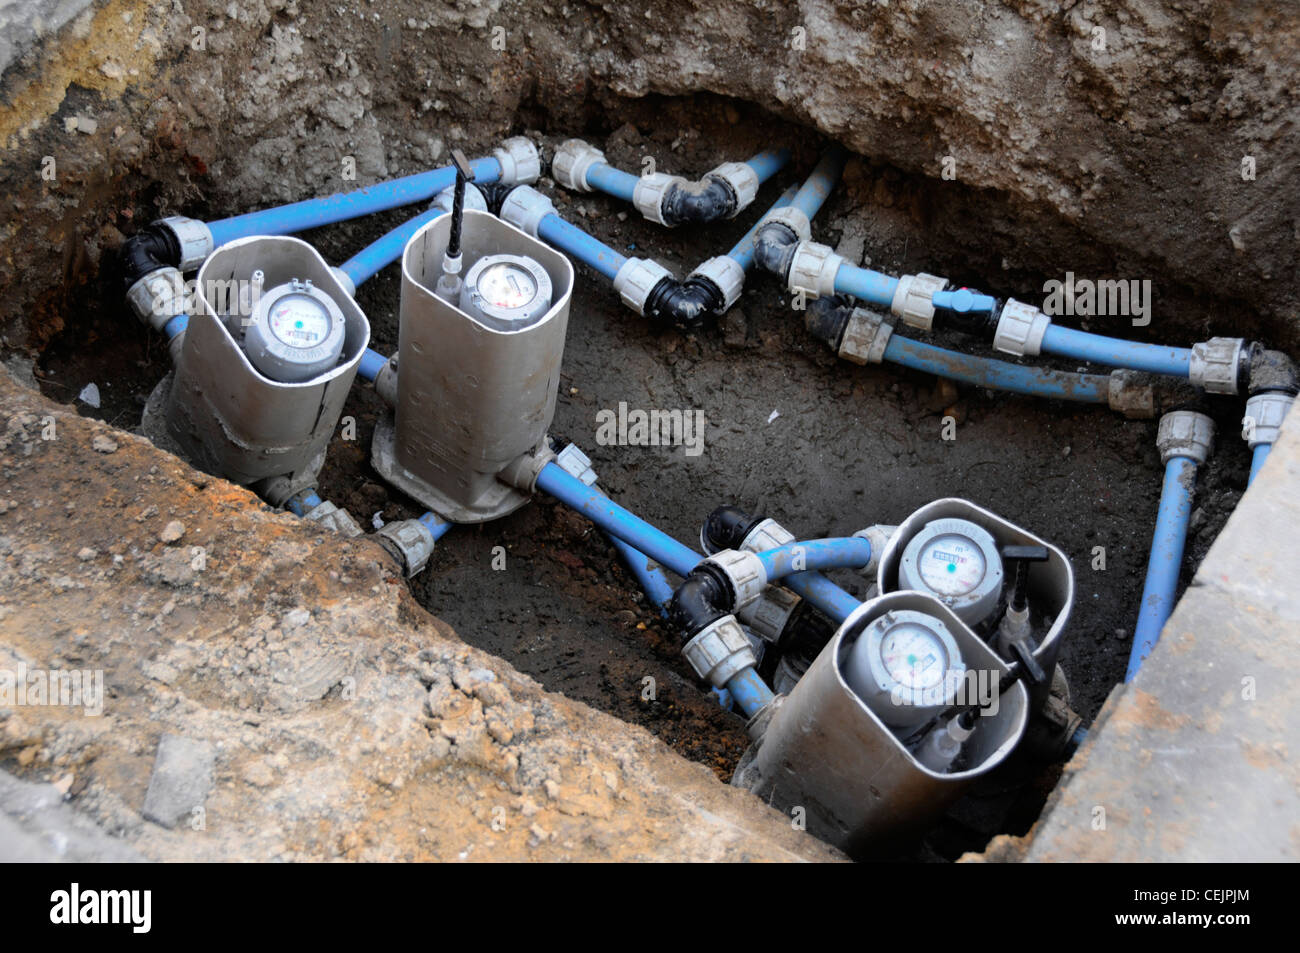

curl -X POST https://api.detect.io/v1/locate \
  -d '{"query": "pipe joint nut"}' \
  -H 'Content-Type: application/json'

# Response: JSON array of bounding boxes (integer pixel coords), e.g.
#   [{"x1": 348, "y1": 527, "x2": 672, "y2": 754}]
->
[
  {"x1": 498, "y1": 443, "x2": 558, "y2": 494},
  {"x1": 304, "y1": 500, "x2": 365, "y2": 538},
  {"x1": 890, "y1": 273, "x2": 949, "y2": 332},
  {"x1": 702, "y1": 549, "x2": 768, "y2": 611},
  {"x1": 126, "y1": 266, "x2": 187, "y2": 332},
  {"x1": 1243, "y1": 392, "x2": 1292, "y2": 449},
  {"x1": 994, "y1": 299, "x2": 1052, "y2": 356},
  {"x1": 787, "y1": 241, "x2": 844, "y2": 298},
  {"x1": 681, "y1": 615, "x2": 758, "y2": 688},
  {"x1": 690, "y1": 256, "x2": 745, "y2": 312},
  {"x1": 852, "y1": 524, "x2": 899, "y2": 576},
  {"x1": 493, "y1": 137, "x2": 541, "y2": 186},
  {"x1": 760, "y1": 206, "x2": 812, "y2": 243},
  {"x1": 330, "y1": 266, "x2": 357, "y2": 298},
  {"x1": 156, "y1": 217, "x2": 214, "y2": 272},
  {"x1": 555, "y1": 443, "x2": 599, "y2": 485},
  {"x1": 550, "y1": 139, "x2": 606, "y2": 192},
  {"x1": 613, "y1": 258, "x2": 673, "y2": 315},
  {"x1": 705, "y1": 161, "x2": 760, "y2": 215},
  {"x1": 1189, "y1": 337, "x2": 1246, "y2": 395},
  {"x1": 738, "y1": 586, "x2": 801, "y2": 643},
  {"x1": 374, "y1": 355, "x2": 399, "y2": 406},
  {"x1": 375, "y1": 519, "x2": 437, "y2": 577},
  {"x1": 1156, "y1": 410, "x2": 1214, "y2": 465},
  {"x1": 740, "y1": 518, "x2": 795, "y2": 555},
  {"x1": 839, "y1": 307, "x2": 893, "y2": 365},
  {"x1": 633, "y1": 173, "x2": 688, "y2": 226},
  {"x1": 498, "y1": 185, "x2": 556, "y2": 238}
]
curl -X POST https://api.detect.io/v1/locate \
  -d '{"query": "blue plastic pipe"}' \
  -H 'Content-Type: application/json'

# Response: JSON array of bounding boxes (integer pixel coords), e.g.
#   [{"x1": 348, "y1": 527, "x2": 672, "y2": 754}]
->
[
  {"x1": 725, "y1": 667, "x2": 776, "y2": 718},
  {"x1": 1125, "y1": 456, "x2": 1197, "y2": 681},
  {"x1": 834, "y1": 263, "x2": 900, "y2": 310},
  {"x1": 755, "y1": 537, "x2": 872, "y2": 580},
  {"x1": 163, "y1": 315, "x2": 188, "y2": 340},
  {"x1": 286, "y1": 490, "x2": 324, "y2": 516},
  {"x1": 789, "y1": 147, "x2": 847, "y2": 221},
  {"x1": 207, "y1": 156, "x2": 502, "y2": 247},
  {"x1": 1249, "y1": 443, "x2": 1271, "y2": 484},
  {"x1": 883, "y1": 334, "x2": 1112, "y2": 403},
  {"x1": 357, "y1": 348, "x2": 388, "y2": 383},
  {"x1": 1041, "y1": 325, "x2": 1192, "y2": 378},
  {"x1": 781, "y1": 573, "x2": 863, "y2": 624},
  {"x1": 744, "y1": 148, "x2": 792, "y2": 184},
  {"x1": 340, "y1": 207, "x2": 444, "y2": 288},
  {"x1": 728, "y1": 185, "x2": 797, "y2": 270},
  {"x1": 586, "y1": 163, "x2": 639, "y2": 203},
  {"x1": 608, "y1": 534, "x2": 676, "y2": 613},
  {"x1": 536, "y1": 214, "x2": 628, "y2": 281}
]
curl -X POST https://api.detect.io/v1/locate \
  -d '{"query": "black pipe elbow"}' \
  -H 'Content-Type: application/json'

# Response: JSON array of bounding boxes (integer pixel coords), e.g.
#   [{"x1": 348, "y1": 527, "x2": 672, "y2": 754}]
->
[
  {"x1": 660, "y1": 178, "x2": 736, "y2": 227},
  {"x1": 752, "y1": 221, "x2": 799, "y2": 278},
  {"x1": 644, "y1": 275, "x2": 724, "y2": 330},
  {"x1": 804, "y1": 295, "x2": 854, "y2": 350},
  {"x1": 478, "y1": 182, "x2": 517, "y2": 216},
  {"x1": 120, "y1": 223, "x2": 182, "y2": 291},
  {"x1": 701, "y1": 504, "x2": 764, "y2": 553},
  {"x1": 1248, "y1": 346, "x2": 1299, "y2": 396},
  {"x1": 667, "y1": 562, "x2": 734, "y2": 640}
]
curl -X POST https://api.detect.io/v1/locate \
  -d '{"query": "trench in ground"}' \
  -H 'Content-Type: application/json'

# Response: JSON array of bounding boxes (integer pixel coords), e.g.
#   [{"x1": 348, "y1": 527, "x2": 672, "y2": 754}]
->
[{"x1": 23, "y1": 93, "x2": 1264, "y2": 859}]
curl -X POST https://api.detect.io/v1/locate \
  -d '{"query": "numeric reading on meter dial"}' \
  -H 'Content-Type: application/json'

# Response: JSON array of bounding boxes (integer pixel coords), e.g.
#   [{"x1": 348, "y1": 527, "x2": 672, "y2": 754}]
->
[
  {"x1": 879, "y1": 621, "x2": 948, "y2": 691},
  {"x1": 477, "y1": 261, "x2": 538, "y2": 310},
  {"x1": 268, "y1": 294, "x2": 332, "y2": 348},
  {"x1": 916, "y1": 533, "x2": 987, "y2": 596}
]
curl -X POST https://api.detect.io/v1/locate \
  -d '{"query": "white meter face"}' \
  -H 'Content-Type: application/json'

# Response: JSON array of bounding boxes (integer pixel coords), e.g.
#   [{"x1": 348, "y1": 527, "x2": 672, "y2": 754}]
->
[
  {"x1": 268, "y1": 294, "x2": 333, "y2": 348},
  {"x1": 476, "y1": 261, "x2": 538, "y2": 310},
  {"x1": 880, "y1": 621, "x2": 948, "y2": 691},
  {"x1": 917, "y1": 533, "x2": 987, "y2": 597}
]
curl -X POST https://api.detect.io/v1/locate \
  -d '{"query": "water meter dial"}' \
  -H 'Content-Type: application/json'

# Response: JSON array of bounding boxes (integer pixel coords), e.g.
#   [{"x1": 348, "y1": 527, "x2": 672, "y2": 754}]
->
[
  {"x1": 899, "y1": 518, "x2": 1004, "y2": 625},
  {"x1": 844, "y1": 609, "x2": 965, "y2": 730},
  {"x1": 244, "y1": 276, "x2": 346, "y2": 383},
  {"x1": 459, "y1": 254, "x2": 552, "y2": 329}
]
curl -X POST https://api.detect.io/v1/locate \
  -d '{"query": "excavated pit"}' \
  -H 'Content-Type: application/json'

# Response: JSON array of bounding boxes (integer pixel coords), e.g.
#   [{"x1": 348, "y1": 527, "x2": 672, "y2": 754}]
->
[{"x1": 3, "y1": 0, "x2": 1294, "y2": 860}]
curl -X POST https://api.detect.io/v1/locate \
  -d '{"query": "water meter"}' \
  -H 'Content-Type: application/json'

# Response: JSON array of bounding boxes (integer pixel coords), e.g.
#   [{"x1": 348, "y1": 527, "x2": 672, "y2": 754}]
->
[
  {"x1": 898, "y1": 518, "x2": 1004, "y2": 625},
  {"x1": 459, "y1": 253, "x2": 552, "y2": 330},
  {"x1": 244, "y1": 275, "x2": 346, "y2": 383},
  {"x1": 844, "y1": 609, "x2": 965, "y2": 730}
]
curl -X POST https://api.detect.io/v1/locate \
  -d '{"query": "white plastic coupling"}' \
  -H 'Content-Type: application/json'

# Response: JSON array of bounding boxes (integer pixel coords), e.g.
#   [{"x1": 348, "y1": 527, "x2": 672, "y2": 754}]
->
[
  {"x1": 759, "y1": 206, "x2": 811, "y2": 243},
  {"x1": 1156, "y1": 410, "x2": 1214, "y2": 465},
  {"x1": 890, "y1": 273, "x2": 948, "y2": 332},
  {"x1": 556, "y1": 442, "x2": 599, "y2": 486},
  {"x1": 633, "y1": 172, "x2": 688, "y2": 226},
  {"x1": 303, "y1": 500, "x2": 365, "y2": 538},
  {"x1": 375, "y1": 518, "x2": 437, "y2": 577},
  {"x1": 705, "y1": 161, "x2": 760, "y2": 215},
  {"x1": 839, "y1": 308, "x2": 893, "y2": 365},
  {"x1": 126, "y1": 266, "x2": 187, "y2": 333},
  {"x1": 550, "y1": 139, "x2": 606, "y2": 193},
  {"x1": 492, "y1": 136, "x2": 541, "y2": 186},
  {"x1": 681, "y1": 615, "x2": 758, "y2": 688},
  {"x1": 498, "y1": 185, "x2": 556, "y2": 238},
  {"x1": 612, "y1": 257, "x2": 672, "y2": 315},
  {"x1": 701, "y1": 549, "x2": 768, "y2": 611},
  {"x1": 994, "y1": 299, "x2": 1052, "y2": 356},
  {"x1": 1243, "y1": 392, "x2": 1292, "y2": 448},
  {"x1": 690, "y1": 256, "x2": 746, "y2": 312},
  {"x1": 737, "y1": 586, "x2": 801, "y2": 644},
  {"x1": 739, "y1": 517, "x2": 795, "y2": 554},
  {"x1": 787, "y1": 241, "x2": 843, "y2": 298},
  {"x1": 430, "y1": 182, "x2": 488, "y2": 215},
  {"x1": 156, "y1": 216, "x2": 215, "y2": 272},
  {"x1": 852, "y1": 524, "x2": 899, "y2": 577},
  {"x1": 1189, "y1": 337, "x2": 1246, "y2": 395}
]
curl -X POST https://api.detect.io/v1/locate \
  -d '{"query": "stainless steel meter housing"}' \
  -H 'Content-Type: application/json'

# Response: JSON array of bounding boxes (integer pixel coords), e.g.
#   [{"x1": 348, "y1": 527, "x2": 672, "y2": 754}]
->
[
  {"x1": 244, "y1": 277, "x2": 347, "y2": 383},
  {"x1": 898, "y1": 517, "x2": 1004, "y2": 625},
  {"x1": 371, "y1": 210, "x2": 573, "y2": 523},
  {"x1": 878, "y1": 499, "x2": 1074, "y2": 709}
]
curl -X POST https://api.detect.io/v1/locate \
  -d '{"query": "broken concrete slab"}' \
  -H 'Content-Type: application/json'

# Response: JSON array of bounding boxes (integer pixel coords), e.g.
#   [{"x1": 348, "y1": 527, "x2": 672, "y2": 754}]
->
[{"x1": 141, "y1": 734, "x2": 216, "y2": 830}]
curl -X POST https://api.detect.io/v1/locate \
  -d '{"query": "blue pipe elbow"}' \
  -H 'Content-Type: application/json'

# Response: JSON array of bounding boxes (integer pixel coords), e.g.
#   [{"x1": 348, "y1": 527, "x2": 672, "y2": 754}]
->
[{"x1": 1125, "y1": 455, "x2": 1197, "y2": 681}]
